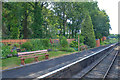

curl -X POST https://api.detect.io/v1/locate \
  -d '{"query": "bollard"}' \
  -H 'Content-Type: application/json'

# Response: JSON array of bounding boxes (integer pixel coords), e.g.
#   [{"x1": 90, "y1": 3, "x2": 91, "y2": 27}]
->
[
  {"x1": 35, "y1": 56, "x2": 39, "y2": 62},
  {"x1": 45, "y1": 54, "x2": 49, "y2": 59},
  {"x1": 20, "y1": 58, "x2": 25, "y2": 65}
]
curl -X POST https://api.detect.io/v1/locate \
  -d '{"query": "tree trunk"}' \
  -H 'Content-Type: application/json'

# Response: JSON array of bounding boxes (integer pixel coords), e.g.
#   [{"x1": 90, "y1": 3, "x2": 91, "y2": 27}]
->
[
  {"x1": 72, "y1": 29, "x2": 74, "y2": 38},
  {"x1": 23, "y1": 4, "x2": 28, "y2": 39},
  {"x1": 75, "y1": 30, "x2": 77, "y2": 38},
  {"x1": 69, "y1": 27, "x2": 71, "y2": 39},
  {"x1": 59, "y1": 24, "x2": 62, "y2": 36},
  {"x1": 63, "y1": 5, "x2": 65, "y2": 36}
]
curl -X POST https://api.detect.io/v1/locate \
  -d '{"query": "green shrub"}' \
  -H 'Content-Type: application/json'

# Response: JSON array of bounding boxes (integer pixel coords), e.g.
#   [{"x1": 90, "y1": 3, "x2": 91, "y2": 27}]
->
[
  {"x1": 41, "y1": 39, "x2": 50, "y2": 48},
  {"x1": 70, "y1": 41, "x2": 85, "y2": 48},
  {"x1": 80, "y1": 43, "x2": 85, "y2": 46},
  {"x1": 100, "y1": 42, "x2": 104, "y2": 45},
  {"x1": 29, "y1": 39, "x2": 50, "y2": 51},
  {"x1": 59, "y1": 47, "x2": 67, "y2": 51},
  {"x1": 100, "y1": 38, "x2": 118, "y2": 46},
  {"x1": 79, "y1": 34, "x2": 84, "y2": 43},
  {"x1": 109, "y1": 38, "x2": 118, "y2": 43},
  {"x1": 2, "y1": 45, "x2": 11, "y2": 58},
  {"x1": 60, "y1": 36, "x2": 68, "y2": 48},
  {"x1": 11, "y1": 50, "x2": 18, "y2": 55},
  {"x1": 1, "y1": 45, "x2": 17, "y2": 58},
  {"x1": 59, "y1": 47, "x2": 75, "y2": 52},
  {"x1": 79, "y1": 36, "x2": 84, "y2": 43},
  {"x1": 100, "y1": 40, "x2": 110, "y2": 45},
  {"x1": 13, "y1": 43, "x2": 20, "y2": 47},
  {"x1": 66, "y1": 48, "x2": 75, "y2": 52},
  {"x1": 104, "y1": 41, "x2": 109, "y2": 45},
  {"x1": 52, "y1": 42, "x2": 60, "y2": 48},
  {"x1": 70, "y1": 41, "x2": 78, "y2": 48},
  {"x1": 21, "y1": 42, "x2": 33, "y2": 51}
]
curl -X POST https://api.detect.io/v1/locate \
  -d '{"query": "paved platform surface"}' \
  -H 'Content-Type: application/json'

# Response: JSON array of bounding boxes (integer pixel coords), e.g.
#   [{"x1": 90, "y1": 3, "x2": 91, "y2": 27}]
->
[{"x1": 2, "y1": 45, "x2": 111, "y2": 78}]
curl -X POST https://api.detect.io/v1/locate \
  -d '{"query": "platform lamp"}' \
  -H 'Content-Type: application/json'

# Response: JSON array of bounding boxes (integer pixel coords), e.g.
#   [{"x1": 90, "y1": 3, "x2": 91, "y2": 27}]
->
[{"x1": 78, "y1": 30, "x2": 81, "y2": 51}]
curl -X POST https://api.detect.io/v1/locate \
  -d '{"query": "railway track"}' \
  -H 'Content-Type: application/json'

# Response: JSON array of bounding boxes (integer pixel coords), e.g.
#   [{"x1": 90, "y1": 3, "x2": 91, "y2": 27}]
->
[
  {"x1": 74, "y1": 46, "x2": 119, "y2": 79},
  {"x1": 35, "y1": 43, "x2": 118, "y2": 79}
]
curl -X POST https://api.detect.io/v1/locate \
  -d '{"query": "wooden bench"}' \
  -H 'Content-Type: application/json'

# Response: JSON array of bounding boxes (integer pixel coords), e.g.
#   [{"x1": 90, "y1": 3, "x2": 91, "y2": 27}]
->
[{"x1": 18, "y1": 50, "x2": 49, "y2": 65}]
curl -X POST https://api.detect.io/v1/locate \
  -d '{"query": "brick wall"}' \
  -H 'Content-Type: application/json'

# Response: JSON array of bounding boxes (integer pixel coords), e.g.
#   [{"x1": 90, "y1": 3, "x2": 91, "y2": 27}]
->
[
  {"x1": 0, "y1": 39, "x2": 75, "y2": 45},
  {"x1": 0, "y1": 39, "x2": 29, "y2": 45}
]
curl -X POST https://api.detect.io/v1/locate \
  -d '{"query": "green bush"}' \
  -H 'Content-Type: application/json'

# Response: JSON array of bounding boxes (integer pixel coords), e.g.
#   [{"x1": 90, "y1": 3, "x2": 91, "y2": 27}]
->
[
  {"x1": 59, "y1": 47, "x2": 75, "y2": 52},
  {"x1": 79, "y1": 34, "x2": 84, "y2": 43},
  {"x1": 52, "y1": 42, "x2": 60, "y2": 48},
  {"x1": 70, "y1": 41, "x2": 78, "y2": 48},
  {"x1": 41, "y1": 39, "x2": 50, "y2": 48},
  {"x1": 29, "y1": 39, "x2": 50, "y2": 51},
  {"x1": 80, "y1": 43, "x2": 85, "y2": 46},
  {"x1": 2, "y1": 45, "x2": 11, "y2": 58},
  {"x1": 104, "y1": 41, "x2": 109, "y2": 45},
  {"x1": 100, "y1": 38, "x2": 118, "y2": 46},
  {"x1": 70, "y1": 41, "x2": 85, "y2": 49},
  {"x1": 21, "y1": 39, "x2": 50, "y2": 51},
  {"x1": 100, "y1": 40, "x2": 110, "y2": 45},
  {"x1": 60, "y1": 36, "x2": 68, "y2": 48},
  {"x1": 59, "y1": 47, "x2": 66, "y2": 51},
  {"x1": 11, "y1": 50, "x2": 18, "y2": 55},
  {"x1": 66, "y1": 48, "x2": 76, "y2": 52},
  {"x1": 109, "y1": 38, "x2": 118, "y2": 43},
  {"x1": 21, "y1": 42, "x2": 33, "y2": 51},
  {"x1": 1, "y1": 45, "x2": 18, "y2": 58},
  {"x1": 100, "y1": 41, "x2": 104, "y2": 45},
  {"x1": 13, "y1": 43, "x2": 20, "y2": 47},
  {"x1": 13, "y1": 50, "x2": 17, "y2": 54}
]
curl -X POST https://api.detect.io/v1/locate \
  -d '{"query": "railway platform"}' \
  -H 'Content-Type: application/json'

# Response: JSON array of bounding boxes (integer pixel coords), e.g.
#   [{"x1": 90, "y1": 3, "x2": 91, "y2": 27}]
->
[{"x1": 2, "y1": 43, "x2": 117, "y2": 78}]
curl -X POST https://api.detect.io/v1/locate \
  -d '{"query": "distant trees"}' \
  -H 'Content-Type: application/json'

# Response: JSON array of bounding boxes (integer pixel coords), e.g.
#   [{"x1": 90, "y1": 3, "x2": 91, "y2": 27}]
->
[
  {"x1": 91, "y1": 10, "x2": 110, "y2": 39},
  {"x1": 31, "y1": 2, "x2": 44, "y2": 38},
  {"x1": 2, "y1": 2, "x2": 111, "y2": 47}
]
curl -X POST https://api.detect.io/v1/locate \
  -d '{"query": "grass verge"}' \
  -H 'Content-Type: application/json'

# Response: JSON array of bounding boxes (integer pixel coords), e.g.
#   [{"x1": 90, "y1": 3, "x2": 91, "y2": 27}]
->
[{"x1": 2, "y1": 51, "x2": 78, "y2": 70}]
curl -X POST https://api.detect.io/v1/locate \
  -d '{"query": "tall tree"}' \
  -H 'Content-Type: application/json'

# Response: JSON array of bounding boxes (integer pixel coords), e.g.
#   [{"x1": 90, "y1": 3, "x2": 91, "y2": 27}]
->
[
  {"x1": 2, "y1": 3, "x2": 22, "y2": 39},
  {"x1": 91, "y1": 10, "x2": 110, "y2": 39},
  {"x1": 81, "y1": 12, "x2": 96, "y2": 48}
]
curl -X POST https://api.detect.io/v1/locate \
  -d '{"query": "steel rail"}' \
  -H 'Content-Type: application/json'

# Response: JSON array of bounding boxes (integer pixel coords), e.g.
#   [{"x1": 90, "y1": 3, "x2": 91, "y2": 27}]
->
[
  {"x1": 80, "y1": 47, "x2": 118, "y2": 79},
  {"x1": 102, "y1": 51, "x2": 118, "y2": 80},
  {"x1": 78, "y1": 46, "x2": 115, "y2": 78},
  {"x1": 36, "y1": 43, "x2": 117, "y2": 79}
]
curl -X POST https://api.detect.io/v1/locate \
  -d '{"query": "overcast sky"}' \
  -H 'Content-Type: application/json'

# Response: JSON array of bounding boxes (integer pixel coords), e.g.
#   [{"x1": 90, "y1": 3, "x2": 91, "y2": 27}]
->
[{"x1": 97, "y1": 0, "x2": 119, "y2": 34}]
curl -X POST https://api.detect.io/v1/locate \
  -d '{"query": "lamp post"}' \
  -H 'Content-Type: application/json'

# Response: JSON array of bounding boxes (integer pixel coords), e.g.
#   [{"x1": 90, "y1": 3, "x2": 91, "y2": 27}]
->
[
  {"x1": 78, "y1": 30, "x2": 81, "y2": 51},
  {"x1": 78, "y1": 35, "x2": 80, "y2": 51}
]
